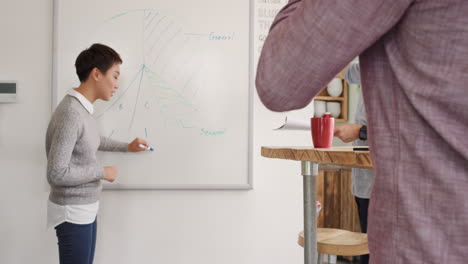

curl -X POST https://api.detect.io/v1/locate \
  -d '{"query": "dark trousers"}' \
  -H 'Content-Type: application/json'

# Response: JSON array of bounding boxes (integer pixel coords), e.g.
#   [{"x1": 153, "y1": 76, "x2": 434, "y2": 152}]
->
[
  {"x1": 355, "y1": 197, "x2": 370, "y2": 264},
  {"x1": 55, "y1": 219, "x2": 97, "y2": 264}
]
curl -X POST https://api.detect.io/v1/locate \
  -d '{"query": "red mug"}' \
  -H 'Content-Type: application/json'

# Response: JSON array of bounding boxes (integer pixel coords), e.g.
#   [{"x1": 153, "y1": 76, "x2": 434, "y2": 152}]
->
[{"x1": 311, "y1": 113, "x2": 335, "y2": 148}]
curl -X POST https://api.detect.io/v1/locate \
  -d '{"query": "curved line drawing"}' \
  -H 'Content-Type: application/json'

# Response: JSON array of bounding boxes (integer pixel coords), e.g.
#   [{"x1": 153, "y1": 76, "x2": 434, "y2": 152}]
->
[{"x1": 99, "y1": 10, "x2": 203, "y2": 131}]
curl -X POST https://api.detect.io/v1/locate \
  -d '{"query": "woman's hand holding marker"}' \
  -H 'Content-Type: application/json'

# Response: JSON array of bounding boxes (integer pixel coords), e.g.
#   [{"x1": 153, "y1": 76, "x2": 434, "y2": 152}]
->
[
  {"x1": 128, "y1": 137, "x2": 153, "y2": 152},
  {"x1": 138, "y1": 144, "x2": 155, "y2": 151}
]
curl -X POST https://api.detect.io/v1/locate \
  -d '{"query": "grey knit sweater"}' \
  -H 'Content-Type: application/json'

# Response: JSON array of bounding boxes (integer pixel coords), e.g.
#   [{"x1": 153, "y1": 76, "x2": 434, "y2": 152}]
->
[{"x1": 46, "y1": 95, "x2": 128, "y2": 205}]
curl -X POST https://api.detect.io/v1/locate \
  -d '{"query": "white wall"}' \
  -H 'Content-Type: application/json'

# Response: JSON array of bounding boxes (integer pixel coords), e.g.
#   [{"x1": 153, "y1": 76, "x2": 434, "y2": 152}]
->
[
  {"x1": 0, "y1": 1, "x2": 358, "y2": 263},
  {"x1": 0, "y1": 0, "x2": 56, "y2": 263}
]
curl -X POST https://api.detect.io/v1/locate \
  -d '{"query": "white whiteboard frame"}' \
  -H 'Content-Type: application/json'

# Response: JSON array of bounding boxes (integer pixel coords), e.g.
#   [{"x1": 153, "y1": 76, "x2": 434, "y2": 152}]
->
[{"x1": 52, "y1": 0, "x2": 254, "y2": 190}]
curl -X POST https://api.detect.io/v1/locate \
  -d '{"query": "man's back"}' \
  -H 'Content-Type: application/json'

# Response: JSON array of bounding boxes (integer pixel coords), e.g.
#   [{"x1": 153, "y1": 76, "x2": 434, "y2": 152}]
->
[
  {"x1": 256, "y1": 0, "x2": 468, "y2": 262},
  {"x1": 362, "y1": 2, "x2": 468, "y2": 262}
]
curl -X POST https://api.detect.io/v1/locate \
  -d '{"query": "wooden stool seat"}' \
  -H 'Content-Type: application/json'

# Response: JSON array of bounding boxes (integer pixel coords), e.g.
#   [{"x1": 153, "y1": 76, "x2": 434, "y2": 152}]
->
[{"x1": 298, "y1": 228, "x2": 369, "y2": 256}]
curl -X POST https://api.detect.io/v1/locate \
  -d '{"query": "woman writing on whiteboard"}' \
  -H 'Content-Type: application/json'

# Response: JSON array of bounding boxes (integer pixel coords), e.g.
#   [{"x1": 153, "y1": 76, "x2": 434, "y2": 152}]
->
[{"x1": 45, "y1": 43, "x2": 148, "y2": 264}]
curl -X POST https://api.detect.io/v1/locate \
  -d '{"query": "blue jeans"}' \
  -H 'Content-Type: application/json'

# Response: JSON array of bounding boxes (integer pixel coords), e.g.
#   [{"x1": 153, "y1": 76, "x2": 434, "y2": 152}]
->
[{"x1": 55, "y1": 219, "x2": 97, "y2": 264}]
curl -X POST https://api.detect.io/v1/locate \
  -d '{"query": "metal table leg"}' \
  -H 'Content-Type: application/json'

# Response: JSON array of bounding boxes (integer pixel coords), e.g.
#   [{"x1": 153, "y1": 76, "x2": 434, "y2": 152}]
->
[{"x1": 302, "y1": 161, "x2": 319, "y2": 264}]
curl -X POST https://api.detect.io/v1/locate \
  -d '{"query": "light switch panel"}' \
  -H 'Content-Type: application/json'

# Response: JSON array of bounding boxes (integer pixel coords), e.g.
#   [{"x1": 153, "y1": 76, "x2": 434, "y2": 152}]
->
[{"x1": 0, "y1": 81, "x2": 17, "y2": 102}]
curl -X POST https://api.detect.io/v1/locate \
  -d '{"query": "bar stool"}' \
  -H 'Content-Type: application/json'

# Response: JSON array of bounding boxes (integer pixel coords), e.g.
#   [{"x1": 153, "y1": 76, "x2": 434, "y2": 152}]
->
[{"x1": 298, "y1": 228, "x2": 369, "y2": 263}]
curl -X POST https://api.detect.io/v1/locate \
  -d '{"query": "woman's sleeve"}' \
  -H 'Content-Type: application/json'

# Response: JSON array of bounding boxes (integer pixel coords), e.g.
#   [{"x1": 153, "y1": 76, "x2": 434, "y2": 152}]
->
[
  {"x1": 255, "y1": 0, "x2": 412, "y2": 112},
  {"x1": 47, "y1": 111, "x2": 105, "y2": 187},
  {"x1": 99, "y1": 136, "x2": 128, "y2": 152}
]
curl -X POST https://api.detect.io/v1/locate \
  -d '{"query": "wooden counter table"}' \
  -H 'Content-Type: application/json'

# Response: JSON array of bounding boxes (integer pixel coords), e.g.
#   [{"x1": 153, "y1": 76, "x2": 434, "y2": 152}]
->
[{"x1": 261, "y1": 146, "x2": 373, "y2": 264}]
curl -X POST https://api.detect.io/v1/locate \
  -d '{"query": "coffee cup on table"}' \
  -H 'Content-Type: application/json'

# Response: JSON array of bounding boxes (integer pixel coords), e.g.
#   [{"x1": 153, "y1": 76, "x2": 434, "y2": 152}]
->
[{"x1": 311, "y1": 112, "x2": 335, "y2": 148}]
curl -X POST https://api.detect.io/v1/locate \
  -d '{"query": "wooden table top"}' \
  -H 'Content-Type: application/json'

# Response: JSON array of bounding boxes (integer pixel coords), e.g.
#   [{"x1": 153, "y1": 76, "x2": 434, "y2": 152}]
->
[{"x1": 261, "y1": 146, "x2": 373, "y2": 169}]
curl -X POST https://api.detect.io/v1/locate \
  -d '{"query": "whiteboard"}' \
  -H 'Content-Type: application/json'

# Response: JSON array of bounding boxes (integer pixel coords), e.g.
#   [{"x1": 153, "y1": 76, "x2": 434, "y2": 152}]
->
[{"x1": 52, "y1": 0, "x2": 253, "y2": 189}]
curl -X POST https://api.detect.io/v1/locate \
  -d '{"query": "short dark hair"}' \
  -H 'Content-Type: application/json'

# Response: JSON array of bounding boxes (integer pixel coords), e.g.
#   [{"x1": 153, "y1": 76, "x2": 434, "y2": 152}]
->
[{"x1": 75, "y1": 43, "x2": 123, "y2": 82}]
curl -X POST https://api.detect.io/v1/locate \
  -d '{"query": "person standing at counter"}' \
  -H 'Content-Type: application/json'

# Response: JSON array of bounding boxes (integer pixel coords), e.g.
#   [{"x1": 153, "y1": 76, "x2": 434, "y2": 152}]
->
[{"x1": 334, "y1": 61, "x2": 371, "y2": 264}]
